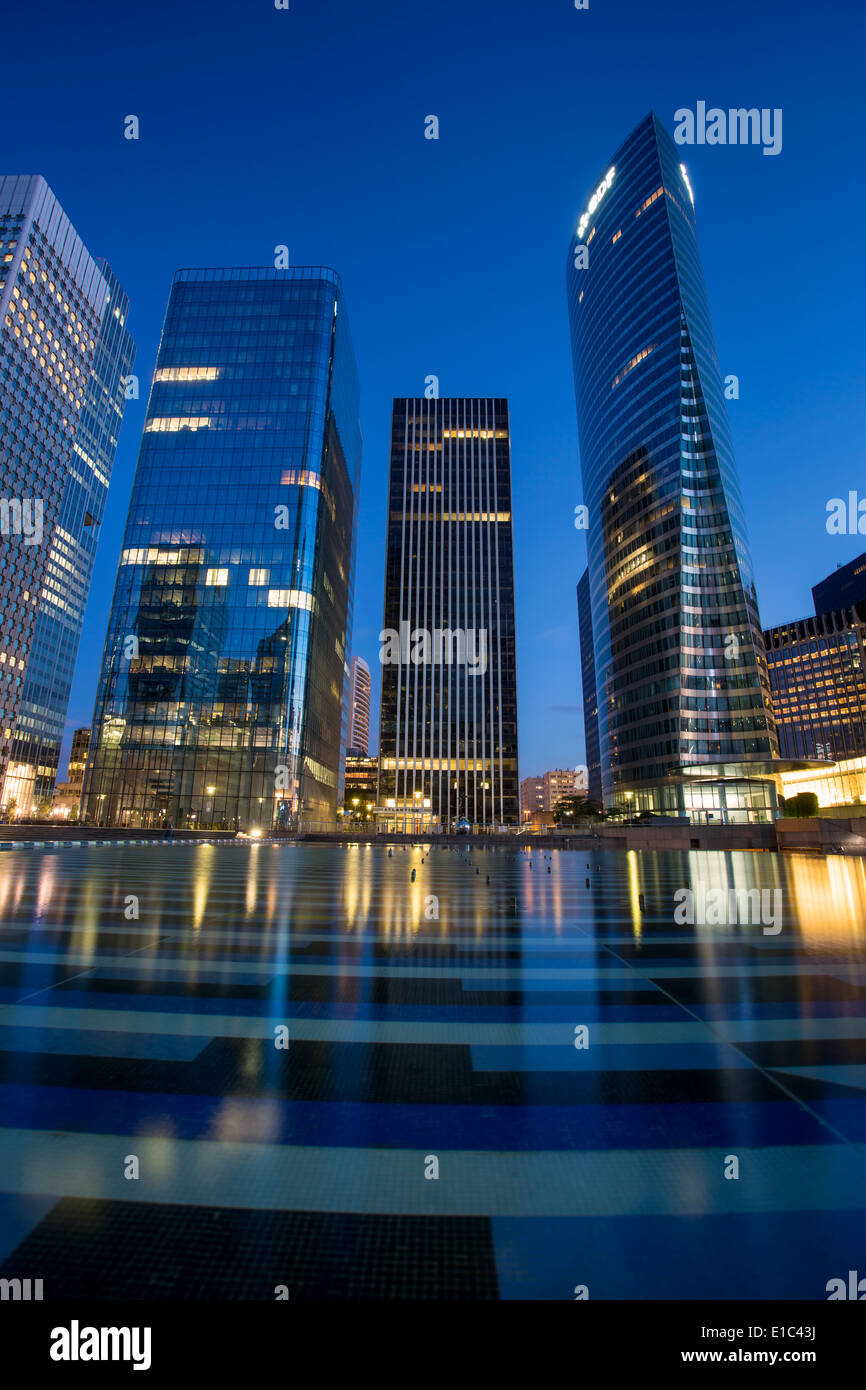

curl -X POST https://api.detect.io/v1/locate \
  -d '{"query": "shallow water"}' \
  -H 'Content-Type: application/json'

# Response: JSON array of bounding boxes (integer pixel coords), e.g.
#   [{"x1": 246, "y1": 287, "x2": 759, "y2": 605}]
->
[{"x1": 0, "y1": 842, "x2": 864, "y2": 1299}]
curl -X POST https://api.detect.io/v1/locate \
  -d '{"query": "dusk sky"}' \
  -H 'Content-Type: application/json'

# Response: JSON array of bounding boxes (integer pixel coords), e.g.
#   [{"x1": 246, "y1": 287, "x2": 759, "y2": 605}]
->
[{"x1": 6, "y1": 0, "x2": 864, "y2": 778}]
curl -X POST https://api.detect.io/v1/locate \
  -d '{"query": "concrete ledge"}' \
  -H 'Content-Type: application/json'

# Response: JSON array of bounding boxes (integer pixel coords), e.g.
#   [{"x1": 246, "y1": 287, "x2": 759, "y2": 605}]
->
[
  {"x1": 0, "y1": 826, "x2": 237, "y2": 843},
  {"x1": 775, "y1": 817, "x2": 866, "y2": 854},
  {"x1": 1, "y1": 822, "x2": 861, "y2": 855}
]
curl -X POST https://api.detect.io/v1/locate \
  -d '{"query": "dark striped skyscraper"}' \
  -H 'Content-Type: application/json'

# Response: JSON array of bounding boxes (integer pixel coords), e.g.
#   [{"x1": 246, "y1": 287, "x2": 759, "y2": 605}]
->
[
  {"x1": 0, "y1": 176, "x2": 134, "y2": 813},
  {"x1": 378, "y1": 398, "x2": 518, "y2": 830},
  {"x1": 567, "y1": 114, "x2": 778, "y2": 822},
  {"x1": 83, "y1": 266, "x2": 360, "y2": 831}
]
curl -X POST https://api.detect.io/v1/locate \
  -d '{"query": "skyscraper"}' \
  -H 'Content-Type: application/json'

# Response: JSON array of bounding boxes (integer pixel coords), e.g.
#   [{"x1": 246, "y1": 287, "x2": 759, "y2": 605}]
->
[
  {"x1": 567, "y1": 114, "x2": 778, "y2": 822},
  {"x1": 812, "y1": 553, "x2": 866, "y2": 616},
  {"x1": 765, "y1": 602, "x2": 866, "y2": 762},
  {"x1": 347, "y1": 654, "x2": 371, "y2": 755},
  {"x1": 378, "y1": 398, "x2": 518, "y2": 830},
  {"x1": 765, "y1": 557, "x2": 866, "y2": 764},
  {"x1": 0, "y1": 176, "x2": 134, "y2": 812},
  {"x1": 577, "y1": 568, "x2": 602, "y2": 806},
  {"x1": 82, "y1": 266, "x2": 360, "y2": 831}
]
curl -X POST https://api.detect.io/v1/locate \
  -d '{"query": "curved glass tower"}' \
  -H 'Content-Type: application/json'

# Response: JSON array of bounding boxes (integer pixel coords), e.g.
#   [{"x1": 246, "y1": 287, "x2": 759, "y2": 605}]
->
[{"x1": 567, "y1": 113, "x2": 778, "y2": 821}]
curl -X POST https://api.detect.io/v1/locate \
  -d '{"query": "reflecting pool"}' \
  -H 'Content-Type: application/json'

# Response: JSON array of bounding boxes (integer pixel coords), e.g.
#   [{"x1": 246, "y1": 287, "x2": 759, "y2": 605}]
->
[{"x1": 0, "y1": 842, "x2": 865, "y2": 1299}]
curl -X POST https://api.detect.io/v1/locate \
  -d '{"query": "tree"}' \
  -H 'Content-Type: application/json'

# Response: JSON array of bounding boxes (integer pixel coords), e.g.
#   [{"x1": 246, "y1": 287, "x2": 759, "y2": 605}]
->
[
  {"x1": 553, "y1": 796, "x2": 604, "y2": 824},
  {"x1": 781, "y1": 791, "x2": 819, "y2": 818}
]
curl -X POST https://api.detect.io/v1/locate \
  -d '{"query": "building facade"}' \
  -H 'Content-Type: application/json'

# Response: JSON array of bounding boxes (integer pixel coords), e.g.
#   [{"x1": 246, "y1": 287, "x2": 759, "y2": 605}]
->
[
  {"x1": 347, "y1": 654, "x2": 371, "y2": 755},
  {"x1": 778, "y1": 754, "x2": 866, "y2": 813},
  {"x1": 0, "y1": 176, "x2": 134, "y2": 812},
  {"x1": 572, "y1": 765, "x2": 589, "y2": 796},
  {"x1": 343, "y1": 752, "x2": 378, "y2": 822},
  {"x1": 520, "y1": 774, "x2": 544, "y2": 822},
  {"x1": 812, "y1": 553, "x2": 866, "y2": 616},
  {"x1": 521, "y1": 768, "x2": 588, "y2": 822},
  {"x1": 378, "y1": 398, "x2": 519, "y2": 830},
  {"x1": 520, "y1": 769, "x2": 589, "y2": 828},
  {"x1": 577, "y1": 568, "x2": 602, "y2": 805},
  {"x1": 82, "y1": 266, "x2": 360, "y2": 831},
  {"x1": 544, "y1": 768, "x2": 580, "y2": 809},
  {"x1": 51, "y1": 726, "x2": 90, "y2": 819},
  {"x1": 765, "y1": 604, "x2": 866, "y2": 763},
  {"x1": 566, "y1": 114, "x2": 778, "y2": 822},
  {"x1": 67, "y1": 725, "x2": 90, "y2": 788}
]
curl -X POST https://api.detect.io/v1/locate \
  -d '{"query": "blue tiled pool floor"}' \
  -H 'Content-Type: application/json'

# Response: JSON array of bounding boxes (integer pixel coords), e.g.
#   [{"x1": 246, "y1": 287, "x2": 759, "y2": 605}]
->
[{"x1": 0, "y1": 842, "x2": 864, "y2": 1299}]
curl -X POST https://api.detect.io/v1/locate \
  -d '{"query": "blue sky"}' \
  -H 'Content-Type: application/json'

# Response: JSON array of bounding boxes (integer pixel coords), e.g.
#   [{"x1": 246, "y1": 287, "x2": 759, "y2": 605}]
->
[{"x1": 5, "y1": 0, "x2": 864, "y2": 778}]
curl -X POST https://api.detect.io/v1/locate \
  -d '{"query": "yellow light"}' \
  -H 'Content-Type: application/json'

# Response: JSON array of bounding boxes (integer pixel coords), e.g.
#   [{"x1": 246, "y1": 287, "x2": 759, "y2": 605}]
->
[
  {"x1": 144, "y1": 416, "x2": 211, "y2": 432},
  {"x1": 267, "y1": 588, "x2": 313, "y2": 610},
  {"x1": 153, "y1": 366, "x2": 219, "y2": 383}
]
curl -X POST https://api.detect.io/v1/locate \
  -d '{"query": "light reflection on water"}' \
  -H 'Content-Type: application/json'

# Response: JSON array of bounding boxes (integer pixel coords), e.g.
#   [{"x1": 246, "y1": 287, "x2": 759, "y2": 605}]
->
[
  {"x1": 0, "y1": 840, "x2": 865, "y2": 1302},
  {"x1": 1, "y1": 842, "x2": 863, "y2": 953}
]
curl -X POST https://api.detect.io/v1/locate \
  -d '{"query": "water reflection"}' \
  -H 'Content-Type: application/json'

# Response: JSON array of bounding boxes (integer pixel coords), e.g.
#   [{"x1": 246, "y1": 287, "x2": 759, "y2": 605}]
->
[
  {"x1": 2, "y1": 843, "x2": 865, "y2": 951},
  {"x1": 1, "y1": 843, "x2": 866, "y2": 1299}
]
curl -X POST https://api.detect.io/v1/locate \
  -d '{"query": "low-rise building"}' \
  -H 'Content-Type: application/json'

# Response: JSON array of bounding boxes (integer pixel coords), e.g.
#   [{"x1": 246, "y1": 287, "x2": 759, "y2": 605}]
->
[
  {"x1": 343, "y1": 754, "x2": 378, "y2": 823},
  {"x1": 521, "y1": 767, "x2": 589, "y2": 821},
  {"x1": 50, "y1": 727, "x2": 90, "y2": 820}
]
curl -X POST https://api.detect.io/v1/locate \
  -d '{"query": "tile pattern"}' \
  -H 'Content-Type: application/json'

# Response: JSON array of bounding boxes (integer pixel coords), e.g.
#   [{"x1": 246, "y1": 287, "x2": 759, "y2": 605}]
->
[{"x1": 0, "y1": 842, "x2": 865, "y2": 1299}]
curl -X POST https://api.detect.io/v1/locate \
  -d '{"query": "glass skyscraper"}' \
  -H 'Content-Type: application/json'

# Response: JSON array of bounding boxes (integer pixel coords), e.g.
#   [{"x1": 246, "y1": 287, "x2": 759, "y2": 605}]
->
[
  {"x1": 567, "y1": 114, "x2": 778, "y2": 822},
  {"x1": 812, "y1": 552, "x2": 866, "y2": 616},
  {"x1": 765, "y1": 559, "x2": 866, "y2": 764},
  {"x1": 82, "y1": 266, "x2": 360, "y2": 832},
  {"x1": 765, "y1": 604, "x2": 866, "y2": 762},
  {"x1": 577, "y1": 567, "x2": 602, "y2": 806},
  {"x1": 0, "y1": 176, "x2": 134, "y2": 813},
  {"x1": 378, "y1": 398, "x2": 519, "y2": 830}
]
